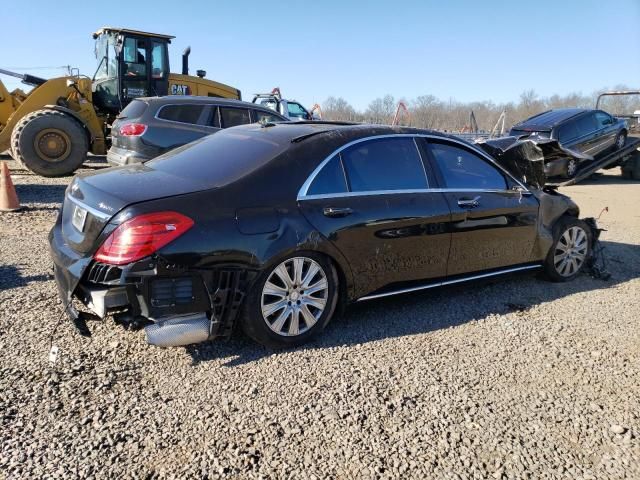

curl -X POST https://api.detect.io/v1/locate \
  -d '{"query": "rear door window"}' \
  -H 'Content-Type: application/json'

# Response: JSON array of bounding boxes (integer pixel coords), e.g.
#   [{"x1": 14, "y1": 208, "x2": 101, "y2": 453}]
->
[
  {"x1": 428, "y1": 142, "x2": 506, "y2": 190},
  {"x1": 307, "y1": 155, "x2": 348, "y2": 195},
  {"x1": 157, "y1": 105, "x2": 205, "y2": 124},
  {"x1": 557, "y1": 120, "x2": 580, "y2": 143},
  {"x1": 253, "y1": 110, "x2": 284, "y2": 124},
  {"x1": 220, "y1": 107, "x2": 251, "y2": 128},
  {"x1": 341, "y1": 137, "x2": 428, "y2": 192},
  {"x1": 575, "y1": 113, "x2": 598, "y2": 137}
]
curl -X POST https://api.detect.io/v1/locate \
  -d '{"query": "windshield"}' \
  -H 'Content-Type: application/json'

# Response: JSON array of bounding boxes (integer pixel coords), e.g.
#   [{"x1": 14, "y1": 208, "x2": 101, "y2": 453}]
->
[{"x1": 93, "y1": 33, "x2": 119, "y2": 81}]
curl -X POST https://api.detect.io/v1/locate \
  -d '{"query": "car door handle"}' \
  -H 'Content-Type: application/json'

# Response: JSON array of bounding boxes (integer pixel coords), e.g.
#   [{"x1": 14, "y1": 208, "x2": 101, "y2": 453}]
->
[
  {"x1": 457, "y1": 196, "x2": 481, "y2": 208},
  {"x1": 323, "y1": 206, "x2": 354, "y2": 218}
]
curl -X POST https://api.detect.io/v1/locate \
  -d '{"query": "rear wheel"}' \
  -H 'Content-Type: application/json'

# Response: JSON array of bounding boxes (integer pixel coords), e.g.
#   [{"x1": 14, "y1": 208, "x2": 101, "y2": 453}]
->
[
  {"x1": 11, "y1": 109, "x2": 88, "y2": 177},
  {"x1": 544, "y1": 217, "x2": 592, "y2": 282},
  {"x1": 564, "y1": 158, "x2": 578, "y2": 178},
  {"x1": 241, "y1": 253, "x2": 339, "y2": 348}
]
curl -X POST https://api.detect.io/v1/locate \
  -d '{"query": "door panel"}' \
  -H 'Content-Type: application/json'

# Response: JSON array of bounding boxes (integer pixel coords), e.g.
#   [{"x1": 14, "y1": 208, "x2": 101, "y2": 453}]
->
[
  {"x1": 299, "y1": 193, "x2": 452, "y2": 296},
  {"x1": 441, "y1": 191, "x2": 539, "y2": 275},
  {"x1": 424, "y1": 139, "x2": 540, "y2": 276}
]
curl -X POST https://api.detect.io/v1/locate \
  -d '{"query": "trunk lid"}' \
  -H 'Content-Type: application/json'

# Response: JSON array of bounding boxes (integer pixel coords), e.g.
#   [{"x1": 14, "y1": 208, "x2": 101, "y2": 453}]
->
[{"x1": 62, "y1": 163, "x2": 213, "y2": 254}]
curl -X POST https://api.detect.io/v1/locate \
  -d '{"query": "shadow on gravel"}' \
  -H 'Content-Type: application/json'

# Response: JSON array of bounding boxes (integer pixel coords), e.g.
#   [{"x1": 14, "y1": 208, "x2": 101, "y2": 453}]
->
[
  {"x1": 15, "y1": 184, "x2": 67, "y2": 205},
  {"x1": 185, "y1": 240, "x2": 639, "y2": 367},
  {"x1": 0, "y1": 264, "x2": 52, "y2": 291}
]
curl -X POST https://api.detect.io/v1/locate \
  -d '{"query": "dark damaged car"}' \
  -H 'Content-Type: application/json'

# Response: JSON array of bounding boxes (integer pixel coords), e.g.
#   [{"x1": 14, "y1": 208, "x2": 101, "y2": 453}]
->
[
  {"x1": 50, "y1": 122, "x2": 599, "y2": 348},
  {"x1": 510, "y1": 108, "x2": 628, "y2": 178}
]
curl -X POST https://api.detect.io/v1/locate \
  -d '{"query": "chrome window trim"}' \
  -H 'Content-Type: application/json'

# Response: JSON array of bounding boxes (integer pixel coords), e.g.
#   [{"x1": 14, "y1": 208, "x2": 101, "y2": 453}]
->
[
  {"x1": 297, "y1": 134, "x2": 531, "y2": 200},
  {"x1": 357, "y1": 264, "x2": 541, "y2": 302},
  {"x1": 300, "y1": 188, "x2": 531, "y2": 201},
  {"x1": 66, "y1": 194, "x2": 112, "y2": 221}
]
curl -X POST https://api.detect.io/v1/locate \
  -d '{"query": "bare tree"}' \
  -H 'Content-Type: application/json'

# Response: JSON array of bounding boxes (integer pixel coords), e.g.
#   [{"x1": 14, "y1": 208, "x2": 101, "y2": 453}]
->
[{"x1": 321, "y1": 86, "x2": 632, "y2": 133}]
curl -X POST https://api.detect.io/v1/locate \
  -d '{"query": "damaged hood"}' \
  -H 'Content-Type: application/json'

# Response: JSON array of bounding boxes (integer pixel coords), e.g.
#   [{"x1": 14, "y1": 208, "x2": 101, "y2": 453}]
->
[{"x1": 476, "y1": 136, "x2": 592, "y2": 188}]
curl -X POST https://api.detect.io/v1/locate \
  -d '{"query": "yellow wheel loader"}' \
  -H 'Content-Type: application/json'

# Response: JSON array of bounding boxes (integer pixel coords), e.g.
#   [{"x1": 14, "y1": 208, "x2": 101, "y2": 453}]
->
[{"x1": 0, "y1": 27, "x2": 241, "y2": 177}]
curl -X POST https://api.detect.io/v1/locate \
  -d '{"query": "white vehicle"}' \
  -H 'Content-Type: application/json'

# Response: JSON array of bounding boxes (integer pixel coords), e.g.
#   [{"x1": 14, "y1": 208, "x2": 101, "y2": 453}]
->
[{"x1": 251, "y1": 88, "x2": 317, "y2": 121}]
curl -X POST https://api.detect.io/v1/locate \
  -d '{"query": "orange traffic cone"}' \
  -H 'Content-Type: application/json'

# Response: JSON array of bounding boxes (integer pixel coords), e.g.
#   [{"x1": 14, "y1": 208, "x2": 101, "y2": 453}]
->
[{"x1": 0, "y1": 161, "x2": 21, "y2": 212}]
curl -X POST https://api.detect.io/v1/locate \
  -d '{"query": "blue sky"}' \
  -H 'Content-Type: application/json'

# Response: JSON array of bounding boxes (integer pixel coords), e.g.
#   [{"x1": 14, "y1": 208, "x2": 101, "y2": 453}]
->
[{"x1": 3, "y1": 0, "x2": 639, "y2": 110}]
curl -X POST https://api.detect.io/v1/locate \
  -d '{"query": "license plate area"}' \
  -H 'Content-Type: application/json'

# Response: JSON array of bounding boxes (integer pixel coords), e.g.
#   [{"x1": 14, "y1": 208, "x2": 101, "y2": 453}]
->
[{"x1": 72, "y1": 205, "x2": 88, "y2": 232}]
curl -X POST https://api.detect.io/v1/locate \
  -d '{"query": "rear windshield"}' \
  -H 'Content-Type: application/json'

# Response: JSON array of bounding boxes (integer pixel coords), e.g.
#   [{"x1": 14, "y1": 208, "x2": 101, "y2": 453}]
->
[
  {"x1": 118, "y1": 100, "x2": 148, "y2": 119},
  {"x1": 147, "y1": 127, "x2": 289, "y2": 187}
]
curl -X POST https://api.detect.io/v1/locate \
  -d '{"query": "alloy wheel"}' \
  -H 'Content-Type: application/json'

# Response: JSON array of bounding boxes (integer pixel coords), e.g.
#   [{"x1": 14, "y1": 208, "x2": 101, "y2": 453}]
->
[
  {"x1": 261, "y1": 257, "x2": 329, "y2": 336},
  {"x1": 553, "y1": 226, "x2": 588, "y2": 277},
  {"x1": 566, "y1": 159, "x2": 578, "y2": 178},
  {"x1": 616, "y1": 133, "x2": 626, "y2": 149}
]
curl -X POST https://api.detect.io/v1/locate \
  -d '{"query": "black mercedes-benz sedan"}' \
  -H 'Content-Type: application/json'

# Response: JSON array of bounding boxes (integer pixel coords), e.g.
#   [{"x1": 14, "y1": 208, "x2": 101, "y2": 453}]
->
[{"x1": 50, "y1": 122, "x2": 595, "y2": 348}]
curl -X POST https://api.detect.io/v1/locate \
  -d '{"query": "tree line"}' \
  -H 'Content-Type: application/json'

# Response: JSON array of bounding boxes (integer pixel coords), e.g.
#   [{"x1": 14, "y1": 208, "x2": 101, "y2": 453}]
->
[{"x1": 320, "y1": 85, "x2": 638, "y2": 133}]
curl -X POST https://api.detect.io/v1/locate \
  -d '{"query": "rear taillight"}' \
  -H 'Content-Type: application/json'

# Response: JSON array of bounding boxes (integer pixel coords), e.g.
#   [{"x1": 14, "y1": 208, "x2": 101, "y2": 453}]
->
[
  {"x1": 94, "y1": 211, "x2": 194, "y2": 265},
  {"x1": 119, "y1": 123, "x2": 147, "y2": 136}
]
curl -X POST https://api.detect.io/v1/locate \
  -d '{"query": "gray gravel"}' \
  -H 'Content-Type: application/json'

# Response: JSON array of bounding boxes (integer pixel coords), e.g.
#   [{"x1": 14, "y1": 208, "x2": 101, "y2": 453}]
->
[{"x1": 1, "y1": 158, "x2": 639, "y2": 479}]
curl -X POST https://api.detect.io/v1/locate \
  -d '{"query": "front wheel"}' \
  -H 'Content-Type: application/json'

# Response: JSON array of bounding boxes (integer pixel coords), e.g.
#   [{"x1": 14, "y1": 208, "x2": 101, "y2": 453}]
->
[
  {"x1": 241, "y1": 253, "x2": 339, "y2": 348},
  {"x1": 543, "y1": 217, "x2": 592, "y2": 282},
  {"x1": 10, "y1": 109, "x2": 88, "y2": 177}
]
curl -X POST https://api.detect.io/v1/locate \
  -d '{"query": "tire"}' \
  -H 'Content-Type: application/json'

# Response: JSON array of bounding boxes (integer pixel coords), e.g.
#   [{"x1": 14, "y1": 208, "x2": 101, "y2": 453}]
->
[
  {"x1": 241, "y1": 252, "x2": 339, "y2": 348},
  {"x1": 614, "y1": 130, "x2": 627, "y2": 151},
  {"x1": 543, "y1": 216, "x2": 592, "y2": 282},
  {"x1": 564, "y1": 158, "x2": 578, "y2": 179},
  {"x1": 10, "y1": 109, "x2": 88, "y2": 177}
]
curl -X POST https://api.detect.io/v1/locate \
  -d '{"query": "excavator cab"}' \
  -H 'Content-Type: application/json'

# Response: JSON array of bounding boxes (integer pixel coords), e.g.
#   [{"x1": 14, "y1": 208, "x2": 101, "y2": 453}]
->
[{"x1": 92, "y1": 27, "x2": 172, "y2": 115}]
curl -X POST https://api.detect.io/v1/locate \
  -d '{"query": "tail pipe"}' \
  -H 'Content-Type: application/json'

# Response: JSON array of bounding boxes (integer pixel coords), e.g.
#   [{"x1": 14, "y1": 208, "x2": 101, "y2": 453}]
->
[
  {"x1": 182, "y1": 47, "x2": 191, "y2": 75},
  {"x1": 145, "y1": 313, "x2": 210, "y2": 347}
]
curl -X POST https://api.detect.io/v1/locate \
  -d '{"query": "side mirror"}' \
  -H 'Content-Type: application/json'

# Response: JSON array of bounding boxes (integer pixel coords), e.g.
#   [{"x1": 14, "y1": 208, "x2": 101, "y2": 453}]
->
[{"x1": 66, "y1": 79, "x2": 77, "y2": 88}]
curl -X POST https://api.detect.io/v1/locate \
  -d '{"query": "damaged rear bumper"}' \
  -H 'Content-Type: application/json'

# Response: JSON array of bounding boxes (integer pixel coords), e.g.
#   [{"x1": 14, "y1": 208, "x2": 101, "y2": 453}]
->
[{"x1": 49, "y1": 221, "x2": 253, "y2": 346}]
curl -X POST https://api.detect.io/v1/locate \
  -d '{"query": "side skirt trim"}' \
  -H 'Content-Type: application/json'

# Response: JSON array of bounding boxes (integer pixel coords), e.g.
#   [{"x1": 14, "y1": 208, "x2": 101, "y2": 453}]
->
[{"x1": 356, "y1": 264, "x2": 542, "y2": 302}]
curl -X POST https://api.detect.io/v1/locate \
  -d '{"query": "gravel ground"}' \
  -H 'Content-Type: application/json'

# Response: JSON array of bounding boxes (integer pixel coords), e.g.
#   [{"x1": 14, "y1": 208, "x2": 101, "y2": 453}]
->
[{"x1": 1, "y1": 157, "x2": 638, "y2": 479}]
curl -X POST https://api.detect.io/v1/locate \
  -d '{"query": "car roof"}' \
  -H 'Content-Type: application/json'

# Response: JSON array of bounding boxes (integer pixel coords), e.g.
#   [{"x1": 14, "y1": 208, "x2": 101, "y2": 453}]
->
[
  {"x1": 223, "y1": 121, "x2": 459, "y2": 146},
  {"x1": 135, "y1": 96, "x2": 284, "y2": 111},
  {"x1": 513, "y1": 108, "x2": 590, "y2": 130}
]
